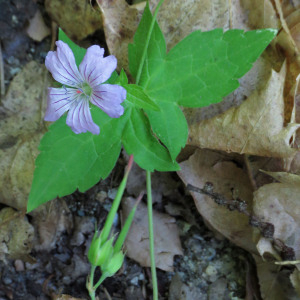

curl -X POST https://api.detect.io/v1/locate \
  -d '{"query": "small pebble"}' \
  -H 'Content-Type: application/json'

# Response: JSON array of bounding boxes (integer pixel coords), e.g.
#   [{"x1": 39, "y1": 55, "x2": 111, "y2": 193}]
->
[
  {"x1": 108, "y1": 188, "x2": 118, "y2": 199},
  {"x1": 205, "y1": 264, "x2": 218, "y2": 281},
  {"x1": 14, "y1": 259, "x2": 25, "y2": 272},
  {"x1": 130, "y1": 276, "x2": 139, "y2": 286},
  {"x1": 96, "y1": 191, "x2": 107, "y2": 203},
  {"x1": 2, "y1": 276, "x2": 12, "y2": 285},
  {"x1": 77, "y1": 209, "x2": 85, "y2": 217}
]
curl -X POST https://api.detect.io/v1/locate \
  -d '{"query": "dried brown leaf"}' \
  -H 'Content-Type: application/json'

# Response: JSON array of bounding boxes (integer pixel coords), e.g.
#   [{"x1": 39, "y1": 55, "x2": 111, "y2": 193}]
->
[
  {"x1": 178, "y1": 149, "x2": 256, "y2": 253},
  {"x1": 254, "y1": 255, "x2": 299, "y2": 300},
  {"x1": 240, "y1": 0, "x2": 280, "y2": 30},
  {"x1": 253, "y1": 174, "x2": 300, "y2": 261},
  {"x1": 121, "y1": 197, "x2": 183, "y2": 271},
  {"x1": 97, "y1": 0, "x2": 142, "y2": 72},
  {"x1": 188, "y1": 64, "x2": 300, "y2": 158},
  {"x1": 97, "y1": 0, "x2": 240, "y2": 72},
  {"x1": 0, "y1": 61, "x2": 47, "y2": 210},
  {"x1": 32, "y1": 199, "x2": 73, "y2": 251},
  {"x1": 0, "y1": 207, "x2": 34, "y2": 262},
  {"x1": 45, "y1": 0, "x2": 102, "y2": 41},
  {"x1": 260, "y1": 170, "x2": 300, "y2": 184},
  {"x1": 290, "y1": 269, "x2": 300, "y2": 298}
]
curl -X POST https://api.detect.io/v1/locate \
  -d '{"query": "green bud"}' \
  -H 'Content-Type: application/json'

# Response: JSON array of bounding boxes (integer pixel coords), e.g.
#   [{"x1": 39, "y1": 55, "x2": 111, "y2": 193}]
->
[
  {"x1": 88, "y1": 233, "x2": 114, "y2": 267},
  {"x1": 101, "y1": 251, "x2": 124, "y2": 277},
  {"x1": 88, "y1": 231, "x2": 102, "y2": 265}
]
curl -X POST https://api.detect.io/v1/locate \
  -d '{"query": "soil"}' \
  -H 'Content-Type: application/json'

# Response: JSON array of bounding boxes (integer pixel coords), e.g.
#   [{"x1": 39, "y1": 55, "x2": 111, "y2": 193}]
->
[{"x1": 0, "y1": 1, "x2": 252, "y2": 299}]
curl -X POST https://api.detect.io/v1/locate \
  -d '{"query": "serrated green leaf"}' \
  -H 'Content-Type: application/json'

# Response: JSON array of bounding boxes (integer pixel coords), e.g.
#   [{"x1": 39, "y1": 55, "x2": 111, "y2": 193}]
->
[
  {"x1": 128, "y1": 2, "x2": 166, "y2": 86},
  {"x1": 27, "y1": 108, "x2": 130, "y2": 212},
  {"x1": 58, "y1": 28, "x2": 86, "y2": 66},
  {"x1": 143, "y1": 28, "x2": 277, "y2": 107},
  {"x1": 128, "y1": 4, "x2": 276, "y2": 162},
  {"x1": 115, "y1": 69, "x2": 128, "y2": 85},
  {"x1": 125, "y1": 84, "x2": 160, "y2": 111},
  {"x1": 122, "y1": 108, "x2": 179, "y2": 172},
  {"x1": 129, "y1": 6, "x2": 277, "y2": 108},
  {"x1": 146, "y1": 102, "x2": 188, "y2": 160}
]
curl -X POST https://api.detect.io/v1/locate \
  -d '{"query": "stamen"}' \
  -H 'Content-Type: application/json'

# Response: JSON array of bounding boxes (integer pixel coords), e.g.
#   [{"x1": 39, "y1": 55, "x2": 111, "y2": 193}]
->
[{"x1": 76, "y1": 88, "x2": 83, "y2": 94}]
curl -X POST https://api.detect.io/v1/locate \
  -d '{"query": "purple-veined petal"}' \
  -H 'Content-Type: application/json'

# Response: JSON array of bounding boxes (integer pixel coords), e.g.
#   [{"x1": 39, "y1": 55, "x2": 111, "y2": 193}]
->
[
  {"x1": 45, "y1": 87, "x2": 77, "y2": 121},
  {"x1": 66, "y1": 97, "x2": 100, "y2": 135},
  {"x1": 79, "y1": 45, "x2": 117, "y2": 87},
  {"x1": 45, "y1": 41, "x2": 82, "y2": 87},
  {"x1": 90, "y1": 84, "x2": 126, "y2": 118}
]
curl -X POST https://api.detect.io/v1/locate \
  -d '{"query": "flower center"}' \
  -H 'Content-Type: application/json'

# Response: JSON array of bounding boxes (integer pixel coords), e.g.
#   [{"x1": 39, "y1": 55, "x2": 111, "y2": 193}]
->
[{"x1": 78, "y1": 82, "x2": 93, "y2": 97}]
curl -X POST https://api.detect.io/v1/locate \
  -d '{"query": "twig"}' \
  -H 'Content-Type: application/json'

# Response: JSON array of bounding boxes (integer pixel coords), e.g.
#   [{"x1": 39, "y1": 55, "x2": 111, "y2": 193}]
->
[
  {"x1": 103, "y1": 287, "x2": 112, "y2": 300},
  {"x1": 187, "y1": 182, "x2": 296, "y2": 261},
  {"x1": 187, "y1": 182, "x2": 273, "y2": 238}
]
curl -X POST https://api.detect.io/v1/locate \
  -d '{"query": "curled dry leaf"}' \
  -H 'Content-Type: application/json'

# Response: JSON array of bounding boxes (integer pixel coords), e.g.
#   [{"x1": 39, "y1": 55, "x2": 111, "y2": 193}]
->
[
  {"x1": 260, "y1": 170, "x2": 300, "y2": 185},
  {"x1": 121, "y1": 197, "x2": 183, "y2": 271},
  {"x1": 97, "y1": 0, "x2": 142, "y2": 72},
  {"x1": 178, "y1": 149, "x2": 256, "y2": 253},
  {"x1": 99, "y1": 0, "x2": 284, "y2": 129},
  {"x1": 32, "y1": 199, "x2": 73, "y2": 251},
  {"x1": 254, "y1": 254, "x2": 299, "y2": 300},
  {"x1": 0, "y1": 207, "x2": 34, "y2": 262},
  {"x1": 45, "y1": 0, "x2": 102, "y2": 41},
  {"x1": 253, "y1": 173, "x2": 300, "y2": 263},
  {"x1": 240, "y1": 0, "x2": 280, "y2": 30},
  {"x1": 99, "y1": 0, "x2": 279, "y2": 69},
  {"x1": 98, "y1": 0, "x2": 237, "y2": 72},
  {"x1": 188, "y1": 64, "x2": 300, "y2": 158},
  {"x1": 291, "y1": 269, "x2": 300, "y2": 298},
  {"x1": 274, "y1": 0, "x2": 300, "y2": 125},
  {"x1": 0, "y1": 61, "x2": 47, "y2": 210}
]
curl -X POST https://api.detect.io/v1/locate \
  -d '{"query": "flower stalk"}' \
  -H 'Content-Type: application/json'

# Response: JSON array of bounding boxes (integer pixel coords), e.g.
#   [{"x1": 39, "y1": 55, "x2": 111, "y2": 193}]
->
[{"x1": 86, "y1": 155, "x2": 138, "y2": 299}]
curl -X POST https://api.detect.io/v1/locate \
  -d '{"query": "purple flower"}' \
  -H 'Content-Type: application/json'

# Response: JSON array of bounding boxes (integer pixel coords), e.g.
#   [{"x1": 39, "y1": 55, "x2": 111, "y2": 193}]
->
[{"x1": 44, "y1": 41, "x2": 126, "y2": 135}]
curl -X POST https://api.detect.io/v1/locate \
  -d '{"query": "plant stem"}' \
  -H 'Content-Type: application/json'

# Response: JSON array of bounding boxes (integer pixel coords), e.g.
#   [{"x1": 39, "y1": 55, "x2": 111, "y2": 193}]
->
[
  {"x1": 101, "y1": 155, "x2": 134, "y2": 242},
  {"x1": 94, "y1": 273, "x2": 108, "y2": 290},
  {"x1": 146, "y1": 171, "x2": 158, "y2": 300},
  {"x1": 135, "y1": 0, "x2": 165, "y2": 85},
  {"x1": 87, "y1": 265, "x2": 96, "y2": 300}
]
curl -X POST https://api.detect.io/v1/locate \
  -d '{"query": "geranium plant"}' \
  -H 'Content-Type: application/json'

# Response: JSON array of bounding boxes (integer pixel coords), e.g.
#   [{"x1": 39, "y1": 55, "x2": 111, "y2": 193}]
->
[{"x1": 27, "y1": 0, "x2": 277, "y2": 299}]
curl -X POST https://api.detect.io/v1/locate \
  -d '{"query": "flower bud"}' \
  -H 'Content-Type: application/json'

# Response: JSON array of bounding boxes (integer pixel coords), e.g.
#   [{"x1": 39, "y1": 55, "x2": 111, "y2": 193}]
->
[
  {"x1": 88, "y1": 233, "x2": 114, "y2": 267},
  {"x1": 101, "y1": 251, "x2": 124, "y2": 277}
]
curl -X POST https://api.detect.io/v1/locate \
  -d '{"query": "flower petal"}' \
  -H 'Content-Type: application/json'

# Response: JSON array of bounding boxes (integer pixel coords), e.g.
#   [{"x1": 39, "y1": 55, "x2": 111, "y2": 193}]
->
[
  {"x1": 79, "y1": 45, "x2": 117, "y2": 87},
  {"x1": 66, "y1": 98, "x2": 100, "y2": 135},
  {"x1": 45, "y1": 41, "x2": 82, "y2": 87},
  {"x1": 45, "y1": 87, "x2": 76, "y2": 121},
  {"x1": 90, "y1": 84, "x2": 126, "y2": 118}
]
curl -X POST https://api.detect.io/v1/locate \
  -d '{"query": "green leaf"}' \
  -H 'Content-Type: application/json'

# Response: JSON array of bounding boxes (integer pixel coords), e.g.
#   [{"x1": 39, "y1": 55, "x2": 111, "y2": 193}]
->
[
  {"x1": 106, "y1": 70, "x2": 119, "y2": 84},
  {"x1": 125, "y1": 84, "x2": 160, "y2": 111},
  {"x1": 115, "y1": 69, "x2": 128, "y2": 85},
  {"x1": 146, "y1": 102, "x2": 188, "y2": 160},
  {"x1": 143, "y1": 28, "x2": 277, "y2": 107},
  {"x1": 128, "y1": 4, "x2": 276, "y2": 162},
  {"x1": 129, "y1": 6, "x2": 277, "y2": 108},
  {"x1": 122, "y1": 108, "x2": 180, "y2": 172},
  {"x1": 58, "y1": 28, "x2": 86, "y2": 66},
  {"x1": 128, "y1": 2, "x2": 166, "y2": 86},
  {"x1": 27, "y1": 108, "x2": 130, "y2": 212}
]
